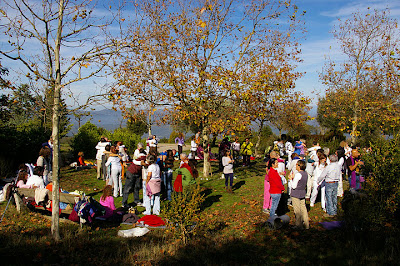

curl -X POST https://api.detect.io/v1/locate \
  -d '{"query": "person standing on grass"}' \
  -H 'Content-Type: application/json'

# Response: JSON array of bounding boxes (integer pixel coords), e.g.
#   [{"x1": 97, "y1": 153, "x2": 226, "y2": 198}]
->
[
  {"x1": 96, "y1": 137, "x2": 110, "y2": 180},
  {"x1": 161, "y1": 149, "x2": 175, "y2": 201},
  {"x1": 241, "y1": 137, "x2": 253, "y2": 167},
  {"x1": 310, "y1": 152, "x2": 327, "y2": 211},
  {"x1": 190, "y1": 136, "x2": 198, "y2": 159},
  {"x1": 174, "y1": 153, "x2": 195, "y2": 192},
  {"x1": 143, "y1": 155, "x2": 161, "y2": 216},
  {"x1": 222, "y1": 150, "x2": 235, "y2": 193},
  {"x1": 148, "y1": 135, "x2": 158, "y2": 155},
  {"x1": 346, "y1": 149, "x2": 364, "y2": 190},
  {"x1": 231, "y1": 137, "x2": 241, "y2": 166},
  {"x1": 288, "y1": 160, "x2": 309, "y2": 229},
  {"x1": 36, "y1": 146, "x2": 51, "y2": 185},
  {"x1": 122, "y1": 148, "x2": 147, "y2": 208},
  {"x1": 268, "y1": 158, "x2": 285, "y2": 218},
  {"x1": 175, "y1": 133, "x2": 185, "y2": 156},
  {"x1": 105, "y1": 146, "x2": 123, "y2": 198},
  {"x1": 263, "y1": 151, "x2": 280, "y2": 214},
  {"x1": 318, "y1": 154, "x2": 341, "y2": 217}
]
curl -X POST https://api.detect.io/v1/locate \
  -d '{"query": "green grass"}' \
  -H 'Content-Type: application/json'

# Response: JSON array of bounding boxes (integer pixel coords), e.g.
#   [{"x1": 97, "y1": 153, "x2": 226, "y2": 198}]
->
[{"x1": 1, "y1": 159, "x2": 399, "y2": 265}]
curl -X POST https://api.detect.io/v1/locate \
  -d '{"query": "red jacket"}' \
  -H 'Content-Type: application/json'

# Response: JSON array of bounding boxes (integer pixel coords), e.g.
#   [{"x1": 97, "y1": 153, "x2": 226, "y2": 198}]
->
[{"x1": 268, "y1": 168, "x2": 284, "y2": 194}]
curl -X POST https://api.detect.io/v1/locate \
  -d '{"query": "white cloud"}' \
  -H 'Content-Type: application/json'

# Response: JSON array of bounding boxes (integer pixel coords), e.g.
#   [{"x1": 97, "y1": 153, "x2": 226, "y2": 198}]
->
[{"x1": 320, "y1": 0, "x2": 400, "y2": 18}]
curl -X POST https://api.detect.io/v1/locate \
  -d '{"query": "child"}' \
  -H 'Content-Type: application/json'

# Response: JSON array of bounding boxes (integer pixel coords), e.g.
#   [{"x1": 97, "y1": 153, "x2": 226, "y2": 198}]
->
[
  {"x1": 99, "y1": 185, "x2": 116, "y2": 219},
  {"x1": 289, "y1": 160, "x2": 309, "y2": 229}
]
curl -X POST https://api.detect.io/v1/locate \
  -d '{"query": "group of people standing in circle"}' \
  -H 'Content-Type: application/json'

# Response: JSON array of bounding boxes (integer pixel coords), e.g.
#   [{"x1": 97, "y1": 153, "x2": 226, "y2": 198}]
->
[
  {"x1": 94, "y1": 135, "x2": 198, "y2": 216},
  {"x1": 263, "y1": 135, "x2": 364, "y2": 229}
]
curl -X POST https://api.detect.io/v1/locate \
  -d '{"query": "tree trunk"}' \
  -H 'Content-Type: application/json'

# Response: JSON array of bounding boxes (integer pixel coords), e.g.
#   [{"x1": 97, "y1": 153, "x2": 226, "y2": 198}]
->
[
  {"x1": 254, "y1": 121, "x2": 264, "y2": 157},
  {"x1": 202, "y1": 128, "x2": 211, "y2": 178},
  {"x1": 351, "y1": 100, "x2": 359, "y2": 146},
  {"x1": 51, "y1": 0, "x2": 64, "y2": 241},
  {"x1": 148, "y1": 105, "x2": 153, "y2": 136}
]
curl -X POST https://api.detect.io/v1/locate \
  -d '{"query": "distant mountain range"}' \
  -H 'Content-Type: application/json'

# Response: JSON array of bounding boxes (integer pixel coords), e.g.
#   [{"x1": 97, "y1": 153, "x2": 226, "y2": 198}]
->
[
  {"x1": 67, "y1": 109, "x2": 173, "y2": 138},
  {"x1": 68, "y1": 105, "x2": 318, "y2": 138}
]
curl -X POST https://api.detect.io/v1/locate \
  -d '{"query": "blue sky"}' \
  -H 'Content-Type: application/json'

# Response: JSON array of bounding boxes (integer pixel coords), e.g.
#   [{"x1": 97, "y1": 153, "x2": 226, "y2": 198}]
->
[
  {"x1": 293, "y1": 0, "x2": 400, "y2": 106},
  {"x1": 66, "y1": 0, "x2": 400, "y2": 110},
  {"x1": 1, "y1": 0, "x2": 399, "y2": 113}
]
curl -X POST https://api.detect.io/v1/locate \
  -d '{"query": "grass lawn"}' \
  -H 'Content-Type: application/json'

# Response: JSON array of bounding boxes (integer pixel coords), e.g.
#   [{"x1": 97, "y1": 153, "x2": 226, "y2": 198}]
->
[{"x1": 1, "y1": 158, "x2": 399, "y2": 265}]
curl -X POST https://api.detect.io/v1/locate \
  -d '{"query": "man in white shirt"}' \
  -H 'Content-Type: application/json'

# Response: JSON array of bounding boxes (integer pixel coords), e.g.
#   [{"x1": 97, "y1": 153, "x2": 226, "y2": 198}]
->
[
  {"x1": 95, "y1": 137, "x2": 110, "y2": 179},
  {"x1": 148, "y1": 135, "x2": 158, "y2": 155}
]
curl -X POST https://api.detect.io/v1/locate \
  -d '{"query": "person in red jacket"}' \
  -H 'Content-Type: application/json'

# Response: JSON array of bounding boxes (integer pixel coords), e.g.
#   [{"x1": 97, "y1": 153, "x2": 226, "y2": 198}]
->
[{"x1": 268, "y1": 158, "x2": 285, "y2": 217}]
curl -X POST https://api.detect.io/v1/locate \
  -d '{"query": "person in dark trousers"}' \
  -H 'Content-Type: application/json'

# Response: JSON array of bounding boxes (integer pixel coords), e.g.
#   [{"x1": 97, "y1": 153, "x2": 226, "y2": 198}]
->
[{"x1": 122, "y1": 148, "x2": 146, "y2": 207}]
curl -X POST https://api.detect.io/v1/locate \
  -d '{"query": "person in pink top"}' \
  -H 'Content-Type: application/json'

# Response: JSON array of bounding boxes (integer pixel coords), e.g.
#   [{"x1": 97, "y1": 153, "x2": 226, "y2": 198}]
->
[
  {"x1": 99, "y1": 185, "x2": 116, "y2": 219},
  {"x1": 16, "y1": 170, "x2": 32, "y2": 188}
]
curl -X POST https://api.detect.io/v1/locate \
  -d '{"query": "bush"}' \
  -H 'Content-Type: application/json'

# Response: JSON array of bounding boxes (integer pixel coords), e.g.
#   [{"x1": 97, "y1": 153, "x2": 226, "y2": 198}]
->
[
  {"x1": 70, "y1": 121, "x2": 109, "y2": 159},
  {"x1": 342, "y1": 135, "x2": 400, "y2": 230},
  {"x1": 0, "y1": 123, "x2": 50, "y2": 177},
  {"x1": 162, "y1": 184, "x2": 204, "y2": 244},
  {"x1": 360, "y1": 135, "x2": 400, "y2": 227},
  {"x1": 110, "y1": 127, "x2": 142, "y2": 154},
  {"x1": 168, "y1": 131, "x2": 181, "y2": 144}
]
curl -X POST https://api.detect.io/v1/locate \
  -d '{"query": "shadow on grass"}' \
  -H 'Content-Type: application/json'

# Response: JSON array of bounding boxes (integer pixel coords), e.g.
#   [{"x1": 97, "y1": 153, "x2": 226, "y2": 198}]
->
[
  {"x1": 201, "y1": 194, "x2": 222, "y2": 209},
  {"x1": 232, "y1": 181, "x2": 245, "y2": 191},
  {"x1": 0, "y1": 221, "x2": 166, "y2": 265},
  {"x1": 155, "y1": 225, "x2": 400, "y2": 265}
]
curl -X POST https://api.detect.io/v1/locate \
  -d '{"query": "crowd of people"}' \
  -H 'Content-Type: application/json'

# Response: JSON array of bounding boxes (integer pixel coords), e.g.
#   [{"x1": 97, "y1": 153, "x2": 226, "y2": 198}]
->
[
  {"x1": 263, "y1": 136, "x2": 364, "y2": 229},
  {"x1": 9, "y1": 132, "x2": 365, "y2": 229},
  {"x1": 93, "y1": 135, "x2": 198, "y2": 217},
  {"x1": 94, "y1": 132, "x2": 365, "y2": 229}
]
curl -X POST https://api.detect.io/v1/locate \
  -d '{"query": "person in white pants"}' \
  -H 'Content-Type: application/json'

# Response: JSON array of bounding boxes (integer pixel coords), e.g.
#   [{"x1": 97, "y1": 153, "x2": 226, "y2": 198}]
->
[
  {"x1": 336, "y1": 148, "x2": 346, "y2": 197},
  {"x1": 310, "y1": 153, "x2": 327, "y2": 211},
  {"x1": 143, "y1": 155, "x2": 161, "y2": 215},
  {"x1": 105, "y1": 146, "x2": 122, "y2": 197}
]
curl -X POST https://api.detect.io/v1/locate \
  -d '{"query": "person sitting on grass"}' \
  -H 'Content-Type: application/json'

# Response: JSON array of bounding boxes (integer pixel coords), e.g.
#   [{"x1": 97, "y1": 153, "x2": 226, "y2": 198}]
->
[
  {"x1": 16, "y1": 170, "x2": 32, "y2": 188},
  {"x1": 99, "y1": 185, "x2": 117, "y2": 219},
  {"x1": 288, "y1": 160, "x2": 309, "y2": 229},
  {"x1": 26, "y1": 166, "x2": 45, "y2": 189},
  {"x1": 76, "y1": 151, "x2": 93, "y2": 169}
]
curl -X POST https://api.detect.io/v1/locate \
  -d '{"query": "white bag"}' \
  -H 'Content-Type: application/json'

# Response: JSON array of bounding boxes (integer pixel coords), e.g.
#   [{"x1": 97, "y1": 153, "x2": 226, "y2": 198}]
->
[{"x1": 118, "y1": 227, "x2": 149, "y2": 237}]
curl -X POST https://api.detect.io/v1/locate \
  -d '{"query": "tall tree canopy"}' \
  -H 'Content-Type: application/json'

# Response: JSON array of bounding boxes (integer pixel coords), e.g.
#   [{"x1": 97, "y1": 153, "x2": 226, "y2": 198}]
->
[
  {"x1": 319, "y1": 9, "x2": 400, "y2": 144},
  {"x1": 0, "y1": 0, "x2": 125, "y2": 240},
  {"x1": 112, "y1": 0, "x2": 306, "y2": 176}
]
